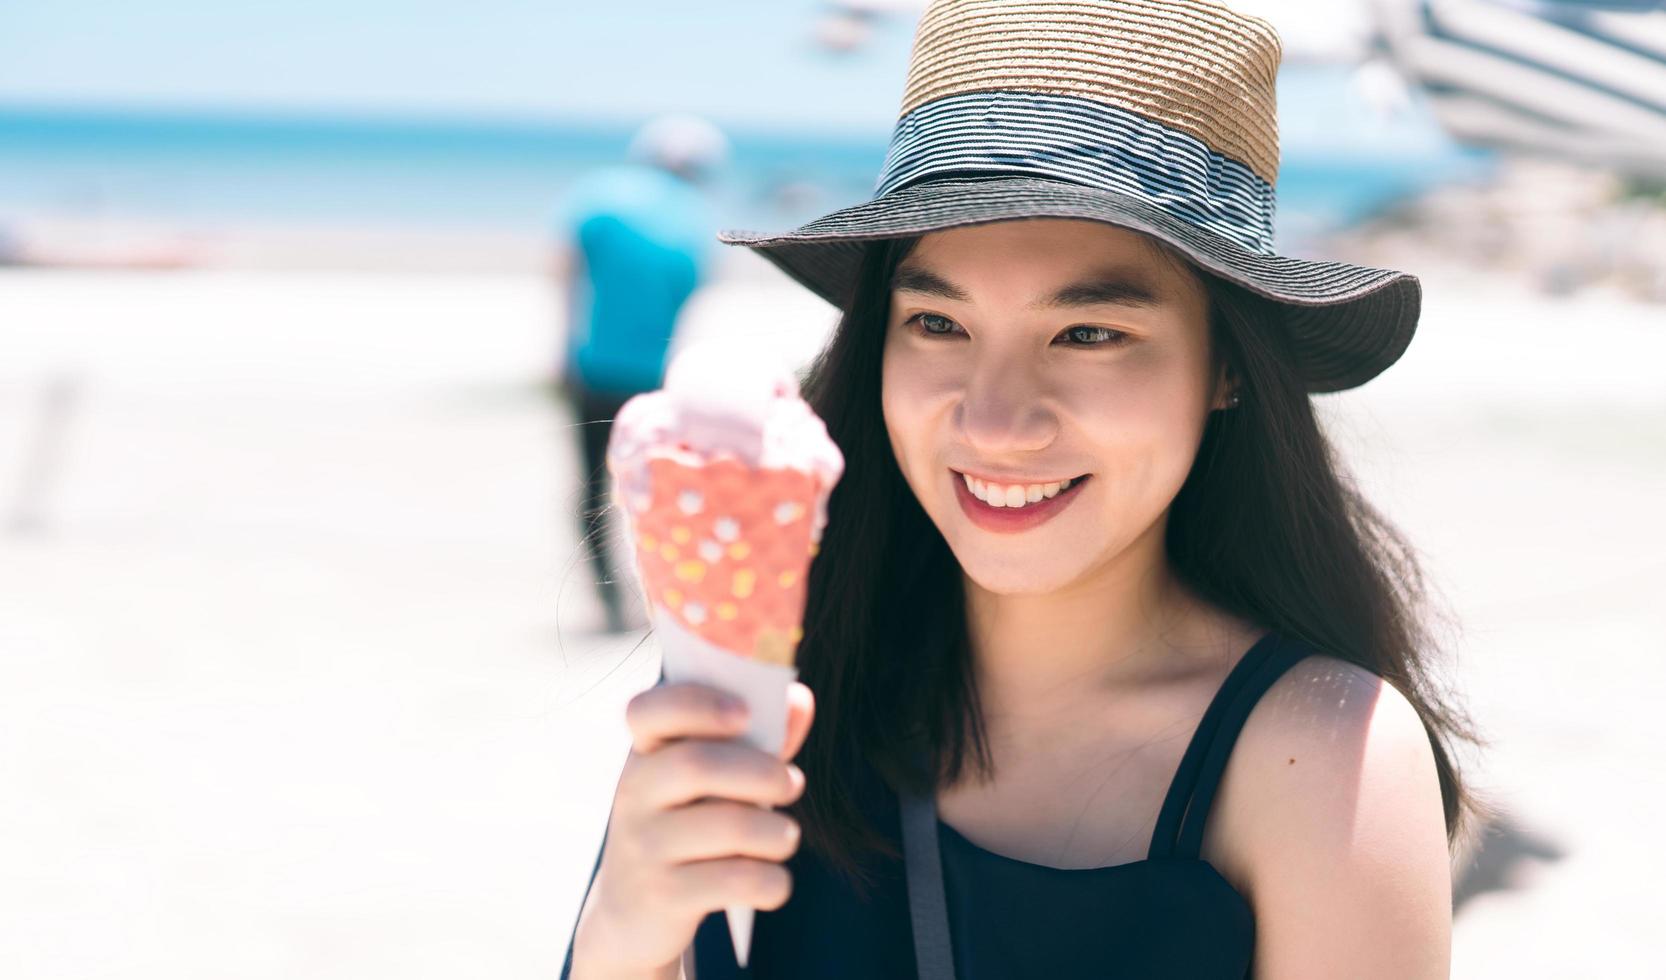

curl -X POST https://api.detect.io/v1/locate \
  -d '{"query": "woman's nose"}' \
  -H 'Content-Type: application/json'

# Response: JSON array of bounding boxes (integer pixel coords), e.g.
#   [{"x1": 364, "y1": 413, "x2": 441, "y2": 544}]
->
[{"x1": 953, "y1": 362, "x2": 1059, "y2": 454}]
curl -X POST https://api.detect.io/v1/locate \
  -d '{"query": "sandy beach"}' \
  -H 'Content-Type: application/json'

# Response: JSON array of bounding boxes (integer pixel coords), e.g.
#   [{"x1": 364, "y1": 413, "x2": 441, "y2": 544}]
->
[{"x1": 1, "y1": 250, "x2": 1661, "y2": 977}]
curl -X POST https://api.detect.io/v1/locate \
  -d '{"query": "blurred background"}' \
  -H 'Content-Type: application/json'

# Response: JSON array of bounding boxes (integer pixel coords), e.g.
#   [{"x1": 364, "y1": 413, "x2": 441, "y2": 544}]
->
[{"x1": 2, "y1": 1, "x2": 1662, "y2": 976}]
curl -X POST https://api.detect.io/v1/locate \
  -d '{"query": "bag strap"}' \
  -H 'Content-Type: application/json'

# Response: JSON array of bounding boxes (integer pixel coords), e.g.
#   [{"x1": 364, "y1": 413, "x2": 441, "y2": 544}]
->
[{"x1": 898, "y1": 745, "x2": 957, "y2": 980}]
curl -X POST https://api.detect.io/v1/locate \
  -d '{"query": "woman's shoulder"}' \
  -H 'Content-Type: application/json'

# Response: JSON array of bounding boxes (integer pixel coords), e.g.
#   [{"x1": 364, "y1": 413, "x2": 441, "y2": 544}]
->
[
  {"x1": 1250, "y1": 647, "x2": 1413, "y2": 744},
  {"x1": 1212, "y1": 646, "x2": 1453, "y2": 972},
  {"x1": 1226, "y1": 648, "x2": 1439, "y2": 840}
]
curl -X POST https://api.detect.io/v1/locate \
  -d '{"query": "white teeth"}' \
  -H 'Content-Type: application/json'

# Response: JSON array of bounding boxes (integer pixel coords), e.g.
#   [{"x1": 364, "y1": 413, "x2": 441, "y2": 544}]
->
[{"x1": 962, "y1": 472, "x2": 1081, "y2": 509}]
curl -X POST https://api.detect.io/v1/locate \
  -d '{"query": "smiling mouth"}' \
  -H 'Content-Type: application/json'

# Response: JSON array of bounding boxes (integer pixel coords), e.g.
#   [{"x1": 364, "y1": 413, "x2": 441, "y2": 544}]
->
[{"x1": 952, "y1": 469, "x2": 1092, "y2": 509}]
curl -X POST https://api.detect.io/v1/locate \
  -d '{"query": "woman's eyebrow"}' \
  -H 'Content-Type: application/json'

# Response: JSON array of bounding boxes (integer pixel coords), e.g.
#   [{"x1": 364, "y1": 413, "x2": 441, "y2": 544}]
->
[
  {"x1": 890, "y1": 266, "x2": 971, "y2": 302},
  {"x1": 890, "y1": 264, "x2": 1164, "y2": 309}
]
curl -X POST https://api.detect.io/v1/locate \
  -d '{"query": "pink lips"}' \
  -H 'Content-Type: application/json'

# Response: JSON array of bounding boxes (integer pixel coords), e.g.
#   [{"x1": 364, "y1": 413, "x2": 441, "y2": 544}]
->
[{"x1": 952, "y1": 470, "x2": 1089, "y2": 533}]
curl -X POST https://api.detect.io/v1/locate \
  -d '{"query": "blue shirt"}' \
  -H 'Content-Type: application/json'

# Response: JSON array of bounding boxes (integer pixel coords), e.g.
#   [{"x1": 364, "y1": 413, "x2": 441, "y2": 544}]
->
[{"x1": 556, "y1": 164, "x2": 717, "y2": 396}]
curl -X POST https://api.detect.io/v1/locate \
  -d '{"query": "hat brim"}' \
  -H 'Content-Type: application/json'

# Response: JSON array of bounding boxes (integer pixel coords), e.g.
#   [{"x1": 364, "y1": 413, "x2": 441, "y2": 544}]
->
[{"x1": 717, "y1": 175, "x2": 1418, "y2": 393}]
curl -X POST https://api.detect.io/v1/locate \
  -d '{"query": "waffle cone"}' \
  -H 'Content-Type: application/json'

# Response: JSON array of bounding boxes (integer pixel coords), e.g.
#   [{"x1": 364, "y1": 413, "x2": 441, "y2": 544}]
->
[{"x1": 626, "y1": 456, "x2": 824, "y2": 666}]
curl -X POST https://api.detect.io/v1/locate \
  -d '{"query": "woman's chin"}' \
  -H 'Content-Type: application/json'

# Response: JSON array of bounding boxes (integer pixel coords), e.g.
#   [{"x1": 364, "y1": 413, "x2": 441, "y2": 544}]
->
[{"x1": 952, "y1": 550, "x2": 1090, "y2": 597}]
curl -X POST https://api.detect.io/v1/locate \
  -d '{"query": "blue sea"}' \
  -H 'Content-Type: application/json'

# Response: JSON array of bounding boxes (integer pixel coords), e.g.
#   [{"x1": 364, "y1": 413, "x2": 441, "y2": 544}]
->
[{"x1": 0, "y1": 66, "x2": 1494, "y2": 250}]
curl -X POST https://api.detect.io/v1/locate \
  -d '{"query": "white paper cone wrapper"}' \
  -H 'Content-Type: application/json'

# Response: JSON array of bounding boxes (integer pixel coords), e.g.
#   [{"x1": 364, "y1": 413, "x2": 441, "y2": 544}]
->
[{"x1": 654, "y1": 613, "x2": 797, "y2": 970}]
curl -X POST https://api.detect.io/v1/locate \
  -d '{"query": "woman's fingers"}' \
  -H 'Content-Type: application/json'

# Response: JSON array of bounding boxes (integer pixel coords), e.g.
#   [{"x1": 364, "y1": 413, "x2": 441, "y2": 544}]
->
[
  {"x1": 625, "y1": 680, "x2": 816, "y2": 760},
  {"x1": 780, "y1": 681, "x2": 815, "y2": 761},
  {"x1": 644, "y1": 799, "x2": 802, "y2": 865},
  {"x1": 625, "y1": 682, "x2": 748, "y2": 754},
  {"x1": 670, "y1": 857, "x2": 795, "y2": 915},
  {"x1": 581, "y1": 679, "x2": 809, "y2": 974},
  {"x1": 628, "y1": 738, "x2": 804, "y2": 811}
]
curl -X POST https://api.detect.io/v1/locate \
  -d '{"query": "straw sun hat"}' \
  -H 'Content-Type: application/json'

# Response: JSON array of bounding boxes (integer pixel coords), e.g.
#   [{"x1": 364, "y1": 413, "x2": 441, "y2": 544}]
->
[{"x1": 717, "y1": 0, "x2": 1421, "y2": 392}]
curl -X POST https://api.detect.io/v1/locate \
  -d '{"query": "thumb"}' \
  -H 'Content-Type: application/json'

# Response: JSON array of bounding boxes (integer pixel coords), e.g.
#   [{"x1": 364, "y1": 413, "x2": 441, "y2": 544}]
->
[{"x1": 778, "y1": 681, "x2": 815, "y2": 761}]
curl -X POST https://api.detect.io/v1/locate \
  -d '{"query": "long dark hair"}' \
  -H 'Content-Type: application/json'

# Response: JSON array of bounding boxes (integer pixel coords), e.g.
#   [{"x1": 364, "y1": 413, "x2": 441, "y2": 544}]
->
[{"x1": 784, "y1": 231, "x2": 1489, "y2": 899}]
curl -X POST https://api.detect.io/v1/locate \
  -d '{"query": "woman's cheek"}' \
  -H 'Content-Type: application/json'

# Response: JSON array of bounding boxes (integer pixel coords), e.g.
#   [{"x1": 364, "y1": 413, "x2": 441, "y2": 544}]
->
[
  {"x1": 883, "y1": 341, "x2": 957, "y2": 416},
  {"x1": 1066, "y1": 346, "x2": 1193, "y2": 426},
  {"x1": 880, "y1": 345, "x2": 924, "y2": 466},
  {"x1": 883, "y1": 347, "x2": 961, "y2": 488}
]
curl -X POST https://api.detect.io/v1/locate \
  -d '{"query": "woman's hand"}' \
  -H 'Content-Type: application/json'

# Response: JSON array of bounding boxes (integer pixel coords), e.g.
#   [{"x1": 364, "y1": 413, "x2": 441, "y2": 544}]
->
[{"x1": 569, "y1": 680, "x2": 816, "y2": 978}]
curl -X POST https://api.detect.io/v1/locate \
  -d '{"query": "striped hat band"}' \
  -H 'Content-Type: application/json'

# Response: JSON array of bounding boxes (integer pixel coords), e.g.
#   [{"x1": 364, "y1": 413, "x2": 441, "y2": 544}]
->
[{"x1": 873, "y1": 88, "x2": 1278, "y2": 255}]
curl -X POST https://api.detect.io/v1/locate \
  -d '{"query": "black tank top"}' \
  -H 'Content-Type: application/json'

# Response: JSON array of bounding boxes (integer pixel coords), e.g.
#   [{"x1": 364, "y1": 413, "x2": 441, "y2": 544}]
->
[{"x1": 560, "y1": 630, "x2": 1322, "y2": 979}]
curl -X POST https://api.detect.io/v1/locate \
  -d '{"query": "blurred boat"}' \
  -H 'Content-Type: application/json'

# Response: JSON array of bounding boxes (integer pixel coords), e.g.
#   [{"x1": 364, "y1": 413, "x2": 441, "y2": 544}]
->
[{"x1": 1367, "y1": 0, "x2": 1666, "y2": 178}]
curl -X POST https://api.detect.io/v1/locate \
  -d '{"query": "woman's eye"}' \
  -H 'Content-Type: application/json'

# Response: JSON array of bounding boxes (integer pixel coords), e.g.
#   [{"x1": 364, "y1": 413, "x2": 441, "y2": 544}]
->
[
  {"x1": 910, "y1": 313, "x2": 961, "y2": 337},
  {"x1": 1060, "y1": 326, "x2": 1127, "y2": 346},
  {"x1": 904, "y1": 314, "x2": 1125, "y2": 347}
]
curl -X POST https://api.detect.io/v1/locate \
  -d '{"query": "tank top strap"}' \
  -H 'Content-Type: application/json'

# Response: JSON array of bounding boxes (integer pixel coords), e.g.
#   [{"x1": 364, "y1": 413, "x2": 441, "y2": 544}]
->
[{"x1": 1146, "y1": 631, "x2": 1313, "y2": 861}]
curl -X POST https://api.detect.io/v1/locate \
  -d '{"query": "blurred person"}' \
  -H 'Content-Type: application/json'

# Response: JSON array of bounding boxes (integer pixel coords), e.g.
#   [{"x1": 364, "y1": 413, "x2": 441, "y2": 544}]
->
[{"x1": 553, "y1": 113, "x2": 728, "y2": 633}]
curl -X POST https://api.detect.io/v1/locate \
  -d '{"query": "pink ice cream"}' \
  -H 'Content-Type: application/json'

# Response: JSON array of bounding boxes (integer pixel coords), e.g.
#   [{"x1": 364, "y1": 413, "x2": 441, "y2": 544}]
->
[
  {"x1": 606, "y1": 341, "x2": 845, "y2": 548},
  {"x1": 604, "y1": 339, "x2": 844, "y2": 665}
]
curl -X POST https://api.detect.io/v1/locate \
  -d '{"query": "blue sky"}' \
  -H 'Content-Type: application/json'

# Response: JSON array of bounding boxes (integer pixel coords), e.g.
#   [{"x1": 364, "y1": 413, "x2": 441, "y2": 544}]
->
[{"x1": 0, "y1": 1, "x2": 919, "y2": 134}]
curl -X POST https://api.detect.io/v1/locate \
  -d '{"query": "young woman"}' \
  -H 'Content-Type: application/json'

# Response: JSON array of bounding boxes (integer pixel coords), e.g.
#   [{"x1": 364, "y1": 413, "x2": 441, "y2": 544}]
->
[{"x1": 563, "y1": 2, "x2": 1484, "y2": 977}]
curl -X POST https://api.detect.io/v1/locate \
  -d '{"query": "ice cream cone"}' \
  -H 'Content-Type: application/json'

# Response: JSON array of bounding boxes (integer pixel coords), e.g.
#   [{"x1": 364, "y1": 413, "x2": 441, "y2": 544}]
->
[
  {"x1": 602, "y1": 339, "x2": 842, "y2": 969},
  {"x1": 626, "y1": 455, "x2": 820, "y2": 666}
]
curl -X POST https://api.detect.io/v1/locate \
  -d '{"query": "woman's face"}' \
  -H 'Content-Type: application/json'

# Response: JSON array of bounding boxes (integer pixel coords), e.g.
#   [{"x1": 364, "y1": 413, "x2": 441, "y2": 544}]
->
[{"x1": 881, "y1": 218, "x2": 1224, "y2": 595}]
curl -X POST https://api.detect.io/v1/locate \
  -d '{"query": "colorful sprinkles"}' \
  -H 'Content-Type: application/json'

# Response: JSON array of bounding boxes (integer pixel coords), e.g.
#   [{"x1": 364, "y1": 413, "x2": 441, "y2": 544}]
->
[{"x1": 627, "y1": 456, "x2": 825, "y2": 665}]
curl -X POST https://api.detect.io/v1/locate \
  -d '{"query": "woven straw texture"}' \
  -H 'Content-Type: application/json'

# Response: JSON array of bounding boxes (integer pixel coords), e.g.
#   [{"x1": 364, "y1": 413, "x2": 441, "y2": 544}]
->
[{"x1": 900, "y1": 0, "x2": 1283, "y2": 183}]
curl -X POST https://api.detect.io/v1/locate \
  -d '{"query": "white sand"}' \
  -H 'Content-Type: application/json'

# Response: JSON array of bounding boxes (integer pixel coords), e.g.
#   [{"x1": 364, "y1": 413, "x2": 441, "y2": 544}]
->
[{"x1": 0, "y1": 255, "x2": 1660, "y2": 977}]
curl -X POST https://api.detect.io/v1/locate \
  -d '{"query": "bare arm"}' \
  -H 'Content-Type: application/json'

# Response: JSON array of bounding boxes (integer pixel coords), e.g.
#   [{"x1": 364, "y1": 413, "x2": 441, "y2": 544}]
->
[{"x1": 1226, "y1": 657, "x2": 1453, "y2": 979}]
